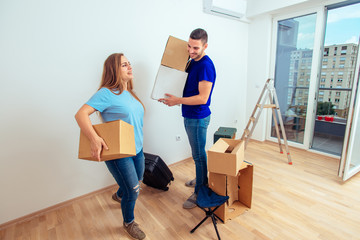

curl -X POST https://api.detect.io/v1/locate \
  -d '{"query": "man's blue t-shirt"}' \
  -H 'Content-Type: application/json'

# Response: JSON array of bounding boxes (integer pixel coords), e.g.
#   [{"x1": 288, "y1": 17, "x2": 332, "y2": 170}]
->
[
  {"x1": 86, "y1": 88, "x2": 144, "y2": 154},
  {"x1": 182, "y1": 55, "x2": 216, "y2": 119}
]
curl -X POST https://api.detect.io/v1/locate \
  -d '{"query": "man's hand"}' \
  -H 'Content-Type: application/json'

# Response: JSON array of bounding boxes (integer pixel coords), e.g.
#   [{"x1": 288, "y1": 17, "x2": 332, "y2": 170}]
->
[{"x1": 158, "y1": 94, "x2": 181, "y2": 106}]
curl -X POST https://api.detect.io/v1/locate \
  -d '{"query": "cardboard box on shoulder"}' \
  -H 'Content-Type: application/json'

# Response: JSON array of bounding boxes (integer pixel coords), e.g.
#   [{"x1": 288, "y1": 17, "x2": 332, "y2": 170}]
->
[
  {"x1": 208, "y1": 163, "x2": 253, "y2": 223},
  {"x1": 208, "y1": 138, "x2": 246, "y2": 176},
  {"x1": 78, "y1": 120, "x2": 136, "y2": 161},
  {"x1": 151, "y1": 36, "x2": 189, "y2": 100}
]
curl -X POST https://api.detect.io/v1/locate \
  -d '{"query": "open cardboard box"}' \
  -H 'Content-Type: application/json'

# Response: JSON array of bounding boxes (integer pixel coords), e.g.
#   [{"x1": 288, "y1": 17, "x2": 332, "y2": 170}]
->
[
  {"x1": 78, "y1": 120, "x2": 136, "y2": 161},
  {"x1": 208, "y1": 138, "x2": 246, "y2": 176},
  {"x1": 209, "y1": 163, "x2": 253, "y2": 223},
  {"x1": 151, "y1": 36, "x2": 189, "y2": 100}
]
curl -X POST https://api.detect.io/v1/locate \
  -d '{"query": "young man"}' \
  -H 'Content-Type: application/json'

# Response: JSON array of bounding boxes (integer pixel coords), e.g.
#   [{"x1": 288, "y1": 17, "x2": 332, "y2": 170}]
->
[{"x1": 159, "y1": 28, "x2": 216, "y2": 209}]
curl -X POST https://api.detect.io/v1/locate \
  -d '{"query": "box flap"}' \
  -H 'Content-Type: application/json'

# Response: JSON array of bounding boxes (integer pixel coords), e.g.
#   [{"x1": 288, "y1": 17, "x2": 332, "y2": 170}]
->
[
  {"x1": 209, "y1": 138, "x2": 230, "y2": 153},
  {"x1": 161, "y1": 36, "x2": 189, "y2": 71},
  {"x1": 238, "y1": 164, "x2": 253, "y2": 208}
]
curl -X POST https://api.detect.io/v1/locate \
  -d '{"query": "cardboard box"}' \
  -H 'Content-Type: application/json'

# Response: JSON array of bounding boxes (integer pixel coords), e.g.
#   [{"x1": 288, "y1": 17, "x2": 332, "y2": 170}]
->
[
  {"x1": 151, "y1": 65, "x2": 188, "y2": 100},
  {"x1": 151, "y1": 36, "x2": 189, "y2": 100},
  {"x1": 160, "y1": 35, "x2": 190, "y2": 71},
  {"x1": 208, "y1": 138, "x2": 246, "y2": 176},
  {"x1": 209, "y1": 164, "x2": 253, "y2": 223},
  {"x1": 78, "y1": 120, "x2": 136, "y2": 161}
]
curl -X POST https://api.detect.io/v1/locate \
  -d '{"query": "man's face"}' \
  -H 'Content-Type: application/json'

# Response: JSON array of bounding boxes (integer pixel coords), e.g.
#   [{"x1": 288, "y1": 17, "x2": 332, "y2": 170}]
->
[{"x1": 187, "y1": 38, "x2": 208, "y2": 61}]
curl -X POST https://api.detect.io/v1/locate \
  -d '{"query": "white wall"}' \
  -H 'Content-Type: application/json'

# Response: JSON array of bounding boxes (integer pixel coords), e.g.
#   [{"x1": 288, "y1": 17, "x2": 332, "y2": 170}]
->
[
  {"x1": 246, "y1": 14, "x2": 273, "y2": 141},
  {"x1": 0, "y1": 0, "x2": 249, "y2": 224}
]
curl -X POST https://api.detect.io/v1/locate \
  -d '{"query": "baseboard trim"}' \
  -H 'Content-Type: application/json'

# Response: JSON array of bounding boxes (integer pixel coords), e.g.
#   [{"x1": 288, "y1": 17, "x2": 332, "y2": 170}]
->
[
  {"x1": 0, "y1": 184, "x2": 117, "y2": 230},
  {"x1": 0, "y1": 158, "x2": 192, "y2": 230}
]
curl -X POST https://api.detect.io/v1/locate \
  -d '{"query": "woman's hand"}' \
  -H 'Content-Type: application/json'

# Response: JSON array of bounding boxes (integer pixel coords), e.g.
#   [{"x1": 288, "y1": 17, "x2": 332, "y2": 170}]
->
[
  {"x1": 75, "y1": 104, "x2": 109, "y2": 161},
  {"x1": 90, "y1": 136, "x2": 108, "y2": 161}
]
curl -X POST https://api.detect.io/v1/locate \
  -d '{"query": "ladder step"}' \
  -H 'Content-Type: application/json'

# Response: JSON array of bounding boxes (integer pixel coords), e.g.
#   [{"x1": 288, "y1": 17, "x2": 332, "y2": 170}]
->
[
  {"x1": 256, "y1": 104, "x2": 276, "y2": 108},
  {"x1": 243, "y1": 78, "x2": 292, "y2": 164}
]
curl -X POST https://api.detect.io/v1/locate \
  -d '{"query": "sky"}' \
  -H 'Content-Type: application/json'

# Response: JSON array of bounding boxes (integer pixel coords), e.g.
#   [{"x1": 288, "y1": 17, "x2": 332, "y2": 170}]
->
[
  {"x1": 325, "y1": 3, "x2": 360, "y2": 46},
  {"x1": 291, "y1": 2, "x2": 360, "y2": 49}
]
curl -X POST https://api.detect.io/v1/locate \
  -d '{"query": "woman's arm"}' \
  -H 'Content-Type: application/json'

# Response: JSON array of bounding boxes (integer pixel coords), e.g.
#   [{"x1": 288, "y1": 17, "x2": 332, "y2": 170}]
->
[{"x1": 75, "y1": 104, "x2": 108, "y2": 161}]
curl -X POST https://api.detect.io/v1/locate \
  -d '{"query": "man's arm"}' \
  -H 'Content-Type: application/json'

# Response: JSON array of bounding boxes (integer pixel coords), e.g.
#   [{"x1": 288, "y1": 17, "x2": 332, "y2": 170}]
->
[{"x1": 159, "y1": 80, "x2": 213, "y2": 106}]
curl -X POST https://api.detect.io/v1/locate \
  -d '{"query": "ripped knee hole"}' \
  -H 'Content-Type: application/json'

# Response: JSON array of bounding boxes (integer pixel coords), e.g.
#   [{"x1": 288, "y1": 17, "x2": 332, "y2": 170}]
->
[{"x1": 133, "y1": 184, "x2": 140, "y2": 193}]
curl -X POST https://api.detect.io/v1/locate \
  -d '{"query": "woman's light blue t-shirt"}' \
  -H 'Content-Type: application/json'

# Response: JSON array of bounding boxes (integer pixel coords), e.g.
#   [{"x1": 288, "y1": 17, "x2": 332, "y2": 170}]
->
[{"x1": 86, "y1": 88, "x2": 144, "y2": 154}]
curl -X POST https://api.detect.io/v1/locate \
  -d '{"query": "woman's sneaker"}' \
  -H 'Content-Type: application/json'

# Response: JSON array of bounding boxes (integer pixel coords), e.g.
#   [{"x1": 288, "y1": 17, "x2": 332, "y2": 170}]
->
[
  {"x1": 123, "y1": 221, "x2": 146, "y2": 240},
  {"x1": 112, "y1": 193, "x2": 121, "y2": 204}
]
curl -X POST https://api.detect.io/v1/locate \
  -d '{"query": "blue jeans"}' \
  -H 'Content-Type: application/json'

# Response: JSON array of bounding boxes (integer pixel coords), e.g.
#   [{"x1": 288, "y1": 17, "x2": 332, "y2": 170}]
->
[
  {"x1": 184, "y1": 115, "x2": 210, "y2": 194},
  {"x1": 105, "y1": 149, "x2": 145, "y2": 224}
]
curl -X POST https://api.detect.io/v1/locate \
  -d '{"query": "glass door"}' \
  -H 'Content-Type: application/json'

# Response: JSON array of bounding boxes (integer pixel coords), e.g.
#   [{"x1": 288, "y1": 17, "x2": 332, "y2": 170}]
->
[
  {"x1": 271, "y1": 13, "x2": 318, "y2": 145},
  {"x1": 311, "y1": 3, "x2": 360, "y2": 156},
  {"x1": 340, "y1": 63, "x2": 360, "y2": 180}
]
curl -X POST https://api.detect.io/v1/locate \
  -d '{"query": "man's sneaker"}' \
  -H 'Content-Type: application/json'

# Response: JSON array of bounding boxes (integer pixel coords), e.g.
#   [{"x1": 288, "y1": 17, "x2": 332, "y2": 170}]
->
[
  {"x1": 183, "y1": 192, "x2": 197, "y2": 209},
  {"x1": 185, "y1": 178, "x2": 196, "y2": 188},
  {"x1": 123, "y1": 221, "x2": 146, "y2": 240},
  {"x1": 112, "y1": 193, "x2": 121, "y2": 204}
]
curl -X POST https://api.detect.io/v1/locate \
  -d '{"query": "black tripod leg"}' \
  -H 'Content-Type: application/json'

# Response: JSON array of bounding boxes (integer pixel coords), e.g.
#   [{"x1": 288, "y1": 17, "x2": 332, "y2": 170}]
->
[
  {"x1": 190, "y1": 216, "x2": 209, "y2": 233},
  {"x1": 211, "y1": 214, "x2": 221, "y2": 240}
]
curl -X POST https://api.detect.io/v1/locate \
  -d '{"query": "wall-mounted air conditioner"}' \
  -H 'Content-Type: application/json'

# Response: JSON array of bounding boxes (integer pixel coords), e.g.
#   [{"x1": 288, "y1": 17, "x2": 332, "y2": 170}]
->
[{"x1": 203, "y1": 0, "x2": 247, "y2": 21}]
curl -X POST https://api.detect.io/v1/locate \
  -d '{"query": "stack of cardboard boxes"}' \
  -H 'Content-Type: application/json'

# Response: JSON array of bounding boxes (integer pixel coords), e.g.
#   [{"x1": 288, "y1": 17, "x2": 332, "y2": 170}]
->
[
  {"x1": 151, "y1": 36, "x2": 189, "y2": 100},
  {"x1": 208, "y1": 138, "x2": 253, "y2": 223}
]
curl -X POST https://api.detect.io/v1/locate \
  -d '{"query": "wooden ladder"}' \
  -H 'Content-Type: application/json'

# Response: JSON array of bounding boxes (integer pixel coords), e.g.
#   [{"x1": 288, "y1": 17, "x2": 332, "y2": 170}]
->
[{"x1": 241, "y1": 78, "x2": 292, "y2": 164}]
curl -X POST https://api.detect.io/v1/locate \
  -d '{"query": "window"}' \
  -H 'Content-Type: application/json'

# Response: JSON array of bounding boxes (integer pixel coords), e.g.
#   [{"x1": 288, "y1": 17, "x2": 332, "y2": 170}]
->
[
  {"x1": 341, "y1": 46, "x2": 347, "y2": 55},
  {"x1": 324, "y1": 48, "x2": 329, "y2": 56},
  {"x1": 339, "y1": 64, "x2": 345, "y2": 68}
]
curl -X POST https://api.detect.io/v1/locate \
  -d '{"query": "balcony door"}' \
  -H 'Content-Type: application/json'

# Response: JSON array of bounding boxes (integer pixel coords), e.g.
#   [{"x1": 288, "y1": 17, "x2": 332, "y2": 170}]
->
[
  {"x1": 270, "y1": 1, "x2": 360, "y2": 181},
  {"x1": 311, "y1": 3, "x2": 360, "y2": 156}
]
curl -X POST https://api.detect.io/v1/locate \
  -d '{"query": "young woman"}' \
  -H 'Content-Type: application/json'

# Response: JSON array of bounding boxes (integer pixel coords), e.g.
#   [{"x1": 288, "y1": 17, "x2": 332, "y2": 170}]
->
[{"x1": 75, "y1": 53, "x2": 146, "y2": 240}]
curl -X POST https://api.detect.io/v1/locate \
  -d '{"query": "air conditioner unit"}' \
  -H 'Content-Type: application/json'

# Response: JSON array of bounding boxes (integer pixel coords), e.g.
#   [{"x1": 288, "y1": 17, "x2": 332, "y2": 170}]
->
[{"x1": 203, "y1": 0, "x2": 246, "y2": 21}]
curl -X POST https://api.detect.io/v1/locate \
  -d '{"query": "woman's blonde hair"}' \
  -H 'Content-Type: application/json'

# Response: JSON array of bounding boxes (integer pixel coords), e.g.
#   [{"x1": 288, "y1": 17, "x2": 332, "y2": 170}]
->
[{"x1": 99, "y1": 53, "x2": 144, "y2": 110}]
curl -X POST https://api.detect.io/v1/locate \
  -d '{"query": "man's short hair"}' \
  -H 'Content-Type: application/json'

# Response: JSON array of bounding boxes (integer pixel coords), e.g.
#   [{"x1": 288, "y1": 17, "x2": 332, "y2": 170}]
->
[{"x1": 190, "y1": 28, "x2": 208, "y2": 44}]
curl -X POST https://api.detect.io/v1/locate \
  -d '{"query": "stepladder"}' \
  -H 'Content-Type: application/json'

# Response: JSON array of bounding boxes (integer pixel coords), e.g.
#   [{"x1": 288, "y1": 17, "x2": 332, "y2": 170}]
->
[{"x1": 241, "y1": 78, "x2": 292, "y2": 164}]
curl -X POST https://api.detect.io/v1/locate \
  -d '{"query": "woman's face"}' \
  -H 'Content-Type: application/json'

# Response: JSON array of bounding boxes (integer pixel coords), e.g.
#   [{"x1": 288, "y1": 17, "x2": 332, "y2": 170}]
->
[{"x1": 120, "y1": 56, "x2": 133, "y2": 82}]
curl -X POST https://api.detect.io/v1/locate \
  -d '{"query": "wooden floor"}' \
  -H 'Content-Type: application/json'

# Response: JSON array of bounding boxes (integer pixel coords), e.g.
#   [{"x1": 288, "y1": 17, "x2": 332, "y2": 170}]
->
[{"x1": 1, "y1": 140, "x2": 360, "y2": 240}]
